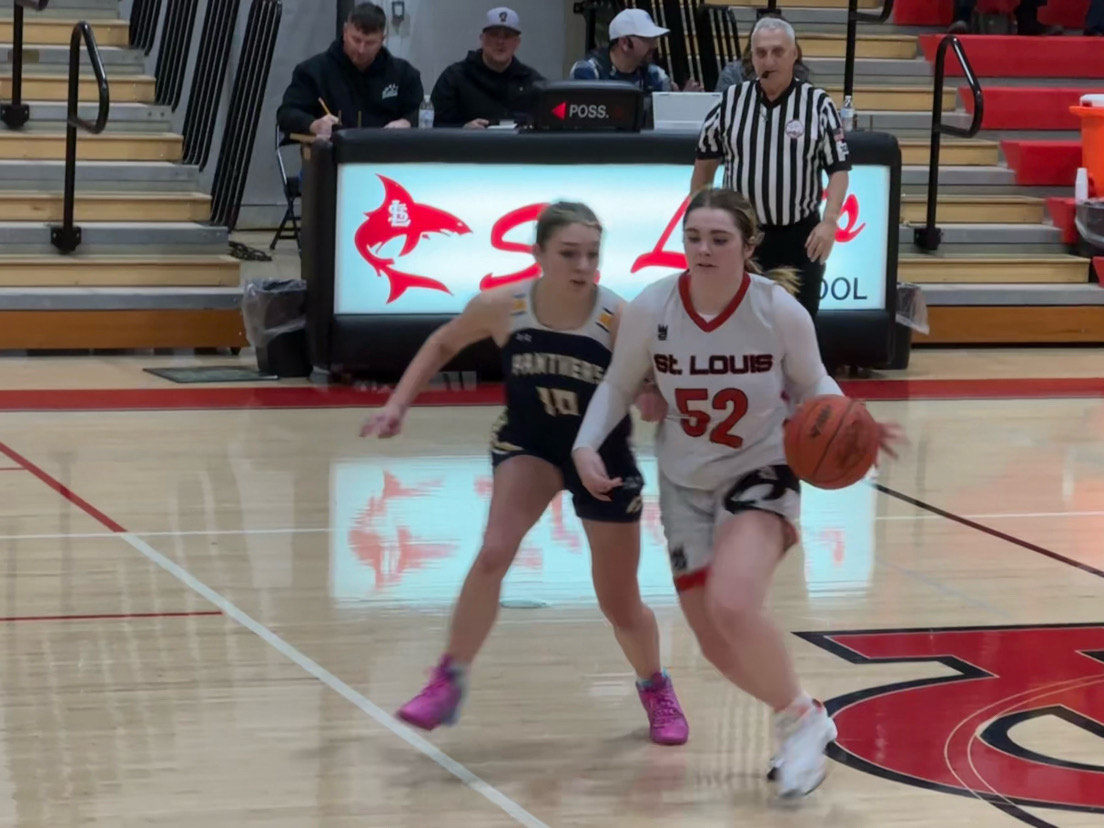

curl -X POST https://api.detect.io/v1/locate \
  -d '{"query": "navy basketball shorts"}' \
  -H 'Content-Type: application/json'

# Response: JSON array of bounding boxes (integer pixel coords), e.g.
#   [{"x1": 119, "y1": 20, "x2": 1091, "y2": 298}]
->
[{"x1": 490, "y1": 429, "x2": 643, "y2": 524}]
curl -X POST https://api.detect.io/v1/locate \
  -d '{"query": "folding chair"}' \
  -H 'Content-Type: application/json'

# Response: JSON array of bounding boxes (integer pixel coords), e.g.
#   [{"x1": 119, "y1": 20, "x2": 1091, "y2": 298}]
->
[{"x1": 271, "y1": 124, "x2": 301, "y2": 253}]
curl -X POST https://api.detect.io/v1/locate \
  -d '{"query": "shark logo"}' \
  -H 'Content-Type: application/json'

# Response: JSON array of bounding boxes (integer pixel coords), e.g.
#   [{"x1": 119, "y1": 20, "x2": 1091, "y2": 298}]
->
[{"x1": 354, "y1": 176, "x2": 472, "y2": 303}]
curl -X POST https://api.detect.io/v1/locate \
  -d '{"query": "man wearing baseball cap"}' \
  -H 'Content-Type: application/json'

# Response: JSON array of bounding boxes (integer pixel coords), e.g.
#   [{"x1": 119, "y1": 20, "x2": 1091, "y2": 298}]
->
[
  {"x1": 570, "y1": 9, "x2": 700, "y2": 94},
  {"x1": 430, "y1": 7, "x2": 544, "y2": 128}
]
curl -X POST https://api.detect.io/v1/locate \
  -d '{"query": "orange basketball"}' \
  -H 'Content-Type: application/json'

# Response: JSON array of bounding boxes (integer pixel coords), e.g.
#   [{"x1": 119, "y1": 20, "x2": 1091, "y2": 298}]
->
[{"x1": 783, "y1": 394, "x2": 880, "y2": 490}]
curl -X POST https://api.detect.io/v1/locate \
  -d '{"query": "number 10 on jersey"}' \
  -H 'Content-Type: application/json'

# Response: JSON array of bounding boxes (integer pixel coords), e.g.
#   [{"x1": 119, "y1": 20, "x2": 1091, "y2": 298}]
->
[{"x1": 538, "y1": 387, "x2": 580, "y2": 417}]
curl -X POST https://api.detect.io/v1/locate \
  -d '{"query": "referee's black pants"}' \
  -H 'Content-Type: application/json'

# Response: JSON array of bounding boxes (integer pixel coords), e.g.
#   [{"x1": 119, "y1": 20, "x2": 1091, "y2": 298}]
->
[{"x1": 755, "y1": 212, "x2": 824, "y2": 320}]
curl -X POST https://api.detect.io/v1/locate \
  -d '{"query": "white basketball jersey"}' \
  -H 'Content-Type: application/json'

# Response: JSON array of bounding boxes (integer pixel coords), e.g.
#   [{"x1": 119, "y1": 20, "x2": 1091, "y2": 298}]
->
[{"x1": 645, "y1": 271, "x2": 789, "y2": 491}]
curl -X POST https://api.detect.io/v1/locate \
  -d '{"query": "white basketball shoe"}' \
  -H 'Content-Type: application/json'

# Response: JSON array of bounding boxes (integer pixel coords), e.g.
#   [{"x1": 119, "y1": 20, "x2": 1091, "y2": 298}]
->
[{"x1": 771, "y1": 699, "x2": 838, "y2": 798}]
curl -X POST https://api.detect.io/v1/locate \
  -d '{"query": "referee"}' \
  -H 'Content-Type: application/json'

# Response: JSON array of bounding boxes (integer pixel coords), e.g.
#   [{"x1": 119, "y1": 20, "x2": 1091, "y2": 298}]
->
[{"x1": 691, "y1": 16, "x2": 850, "y2": 319}]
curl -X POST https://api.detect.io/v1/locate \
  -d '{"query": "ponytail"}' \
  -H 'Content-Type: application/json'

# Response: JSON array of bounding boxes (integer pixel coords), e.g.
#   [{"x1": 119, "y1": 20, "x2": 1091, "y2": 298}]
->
[{"x1": 747, "y1": 259, "x2": 802, "y2": 296}]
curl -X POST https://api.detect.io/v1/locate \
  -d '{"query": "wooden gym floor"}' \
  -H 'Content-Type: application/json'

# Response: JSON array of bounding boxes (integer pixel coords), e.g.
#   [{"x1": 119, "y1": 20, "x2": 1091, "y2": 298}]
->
[{"x1": 0, "y1": 349, "x2": 1102, "y2": 827}]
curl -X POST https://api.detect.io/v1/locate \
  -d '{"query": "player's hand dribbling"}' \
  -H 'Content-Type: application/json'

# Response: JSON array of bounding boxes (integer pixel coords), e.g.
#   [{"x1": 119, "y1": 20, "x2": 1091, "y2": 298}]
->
[
  {"x1": 572, "y1": 447, "x2": 622, "y2": 502},
  {"x1": 360, "y1": 402, "x2": 405, "y2": 438},
  {"x1": 875, "y1": 420, "x2": 904, "y2": 461}
]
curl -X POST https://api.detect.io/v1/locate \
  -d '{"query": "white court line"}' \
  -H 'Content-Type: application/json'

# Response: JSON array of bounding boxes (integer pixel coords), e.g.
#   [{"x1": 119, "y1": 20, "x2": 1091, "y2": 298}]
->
[{"x1": 117, "y1": 531, "x2": 550, "y2": 828}]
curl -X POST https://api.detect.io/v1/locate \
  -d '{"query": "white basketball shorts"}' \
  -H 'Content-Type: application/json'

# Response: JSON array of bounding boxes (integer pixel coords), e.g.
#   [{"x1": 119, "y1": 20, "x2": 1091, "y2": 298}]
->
[{"x1": 658, "y1": 464, "x2": 801, "y2": 592}]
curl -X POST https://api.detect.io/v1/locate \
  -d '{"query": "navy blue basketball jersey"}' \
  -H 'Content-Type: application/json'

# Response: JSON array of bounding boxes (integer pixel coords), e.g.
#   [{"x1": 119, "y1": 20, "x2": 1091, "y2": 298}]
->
[{"x1": 494, "y1": 281, "x2": 632, "y2": 463}]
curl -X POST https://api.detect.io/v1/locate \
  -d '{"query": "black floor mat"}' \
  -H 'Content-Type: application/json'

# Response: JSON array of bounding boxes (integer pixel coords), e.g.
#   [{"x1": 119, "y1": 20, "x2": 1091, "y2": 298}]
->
[{"x1": 143, "y1": 366, "x2": 276, "y2": 384}]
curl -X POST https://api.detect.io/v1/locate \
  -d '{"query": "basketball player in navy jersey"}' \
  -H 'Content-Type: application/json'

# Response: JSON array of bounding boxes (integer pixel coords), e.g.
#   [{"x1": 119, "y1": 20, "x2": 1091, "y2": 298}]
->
[
  {"x1": 572, "y1": 188, "x2": 900, "y2": 798},
  {"x1": 361, "y1": 202, "x2": 689, "y2": 745}
]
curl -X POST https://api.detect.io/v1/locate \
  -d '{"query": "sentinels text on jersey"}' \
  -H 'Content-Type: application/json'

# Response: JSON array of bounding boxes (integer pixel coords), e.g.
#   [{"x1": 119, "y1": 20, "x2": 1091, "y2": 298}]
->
[{"x1": 647, "y1": 270, "x2": 791, "y2": 490}]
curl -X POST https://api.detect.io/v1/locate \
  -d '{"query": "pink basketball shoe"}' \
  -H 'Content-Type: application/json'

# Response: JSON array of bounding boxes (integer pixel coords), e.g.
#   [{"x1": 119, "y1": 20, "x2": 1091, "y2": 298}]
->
[
  {"x1": 636, "y1": 672, "x2": 689, "y2": 745},
  {"x1": 396, "y1": 656, "x2": 466, "y2": 731}
]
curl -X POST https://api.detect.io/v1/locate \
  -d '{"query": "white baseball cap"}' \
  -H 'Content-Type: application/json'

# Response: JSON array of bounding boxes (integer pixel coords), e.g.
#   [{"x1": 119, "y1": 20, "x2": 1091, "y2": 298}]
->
[
  {"x1": 608, "y1": 8, "x2": 669, "y2": 40},
  {"x1": 484, "y1": 7, "x2": 521, "y2": 34}
]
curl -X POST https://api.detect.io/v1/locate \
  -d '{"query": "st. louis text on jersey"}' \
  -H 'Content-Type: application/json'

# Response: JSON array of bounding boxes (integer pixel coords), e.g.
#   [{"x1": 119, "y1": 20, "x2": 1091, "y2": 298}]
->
[{"x1": 653, "y1": 353, "x2": 774, "y2": 376}]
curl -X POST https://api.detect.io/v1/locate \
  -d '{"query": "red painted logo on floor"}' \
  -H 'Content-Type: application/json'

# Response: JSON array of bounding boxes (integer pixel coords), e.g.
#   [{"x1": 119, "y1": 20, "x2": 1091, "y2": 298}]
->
[{"x1": 800, "y1": 624, "x2": 1104, "y2": 815}]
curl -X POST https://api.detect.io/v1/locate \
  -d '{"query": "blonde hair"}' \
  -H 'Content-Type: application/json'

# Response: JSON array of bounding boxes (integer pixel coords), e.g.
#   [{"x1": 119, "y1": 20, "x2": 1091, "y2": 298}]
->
[
  {"x1": 683, "y1": 188, "x2": 801, "y2": 295},
  {"x1": 535, "y1": 201, "x2": 603, "y2": 248}
]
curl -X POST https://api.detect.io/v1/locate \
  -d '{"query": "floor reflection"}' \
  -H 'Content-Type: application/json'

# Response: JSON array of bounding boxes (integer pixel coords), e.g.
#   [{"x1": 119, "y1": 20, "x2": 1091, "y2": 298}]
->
[{"x1": 330, "y1": 454, "x2": 876, "y2": 607}]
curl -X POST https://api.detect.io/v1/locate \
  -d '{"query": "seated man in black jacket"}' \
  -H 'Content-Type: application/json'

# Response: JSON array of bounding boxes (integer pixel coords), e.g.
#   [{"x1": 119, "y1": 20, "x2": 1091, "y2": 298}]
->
[
  {"x1": 430, "y1": 7, "x2": 543, "y2": 129},
  {"x1": 277, "y1": 2, "x2": 422, "y2": 139}
]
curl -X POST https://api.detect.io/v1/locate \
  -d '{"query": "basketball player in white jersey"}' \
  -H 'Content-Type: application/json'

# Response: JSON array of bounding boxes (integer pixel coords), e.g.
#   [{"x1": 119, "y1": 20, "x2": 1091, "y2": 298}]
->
[
  {"x1": 362, "y1": 202, "x2": 689, "y2": 746},
  {"x1": 571, "y1": 188, "x2": 900, "y2": 799}
]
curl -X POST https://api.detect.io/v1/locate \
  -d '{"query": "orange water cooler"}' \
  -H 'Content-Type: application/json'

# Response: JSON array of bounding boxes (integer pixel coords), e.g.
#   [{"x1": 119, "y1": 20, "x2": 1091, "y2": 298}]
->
[{"x1": 1072, "y1": 94, "x2": 1104, "y2": 199}]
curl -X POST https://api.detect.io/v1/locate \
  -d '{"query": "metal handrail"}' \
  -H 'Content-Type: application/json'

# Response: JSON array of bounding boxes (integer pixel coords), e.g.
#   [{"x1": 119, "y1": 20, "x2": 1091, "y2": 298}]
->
[
  {"x1": 51, "y1": 21, "x2": 110, "y2": 254},
  {"x1": 842, "y1": 0, "x2": 895, "y2": 107},
  {"x1": 1, "y1": 0, "x2": 50, "y2": 128},
  {"x1": 914, "y1": 35, "x2": 983, "y2": 253}
]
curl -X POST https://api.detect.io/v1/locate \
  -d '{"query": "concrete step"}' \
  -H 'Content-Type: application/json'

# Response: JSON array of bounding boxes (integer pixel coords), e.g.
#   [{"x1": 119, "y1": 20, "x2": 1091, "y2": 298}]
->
[
  {"x1": 897, "y1": 222, "x2": 1066, "y2": 254},
  {"x1": 0, "y1": 160, "x2": 199, "y2": 192},
  {"x1": 900, "y1": 164, "x2": 1018, "y2": 193},
  {"x1": 0, "y1": 131, "x2": 182, "y2": 161},
  {"x1": 902, "y1": 194, "x2": 1046, "y2": 224},
  {"x1": 721, "y1": 4, "x2": 923, "y2": 34},
  {"x1": 0, "y1": 0, "x2": 123, "y2": 19},
  {"x1": 846, "y1": 110, "x2": 972, "y2": 134},
  {"x1": 0, "y1": 221, "x2": 229, "y2": 255},
  {"x1": 0, "y1": 73, "x2": 154, "y2": 102},
  {"x1": 0, "y1": 18, "x2": 129, "y2": 46},
  {"x1": 0, "y1": 254, "x2": 240, "y2": 287},
  {"x1": 899, "y1": 139, "x2": 998, "y2": 166},
  {"x1": 0, "y1": 286, "x2": 244, "y2": 311},
  {"x1": 801, "y1": 57, "x2": 933, "y2": 84},
  {"x1": 3, "y1": 44, "x2": 146, "y2": 74},
  {"x1": 0, "y1": 191, "x2": 211, "y2": 221},
  {"x1": 898, "y1": 253, "x2": 1091, "y2": 284},
  {"x1": 918, "y1": 283, "x2": 1104, "y2": 306},
  {"x1": 826, "y1": 85, "x2": 954, "y2": 112},
  {"x1": 23, "y1": 101, "x2": 173, "y2": 132},
  {"x1": 789, "y1": 33, "x2": 918, "y2": 59}
]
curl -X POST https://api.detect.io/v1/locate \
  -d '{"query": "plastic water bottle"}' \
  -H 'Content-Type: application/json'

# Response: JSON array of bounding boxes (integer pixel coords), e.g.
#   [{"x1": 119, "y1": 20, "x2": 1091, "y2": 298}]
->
[
  {"x1": 1075, "y1": 167, "x2": 1089, "y2": 203},
  {"x1": 840, "y1": 96, "x2": 855, "y2": 133},
  {"x1": 418, "y1": 95, "x2": 434, "y2": 129}
]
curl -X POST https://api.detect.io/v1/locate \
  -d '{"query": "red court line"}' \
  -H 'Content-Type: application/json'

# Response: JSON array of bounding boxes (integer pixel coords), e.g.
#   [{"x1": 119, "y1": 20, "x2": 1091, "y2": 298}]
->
[
  {"x1": 0, "y1": 386, "x2": 496, "y2": 411},
  {"x1": 0, "y1": 440, "x2": 126, "y2": 532},
  {"x1": 0, "y1": 377, "x2": 1100, "y2": 412},
  {"x1": 0, "y1": 610, "x2": 223, "y2": 623},
  {"x1": 0, "y1": 442, "x2": 226, "y2": 622}
]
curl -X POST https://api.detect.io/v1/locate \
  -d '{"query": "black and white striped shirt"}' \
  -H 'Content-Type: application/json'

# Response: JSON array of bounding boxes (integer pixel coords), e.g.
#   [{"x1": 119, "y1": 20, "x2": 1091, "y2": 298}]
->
[{"x1": 696, "y1": 79, "x2": 851, "y2": 227}]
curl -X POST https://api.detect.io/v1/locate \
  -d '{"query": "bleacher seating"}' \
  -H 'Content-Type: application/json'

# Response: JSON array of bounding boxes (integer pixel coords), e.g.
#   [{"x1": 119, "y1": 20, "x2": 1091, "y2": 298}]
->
[{"x1": 0, "y1": 0, "x2": 244, "y2": 351}]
